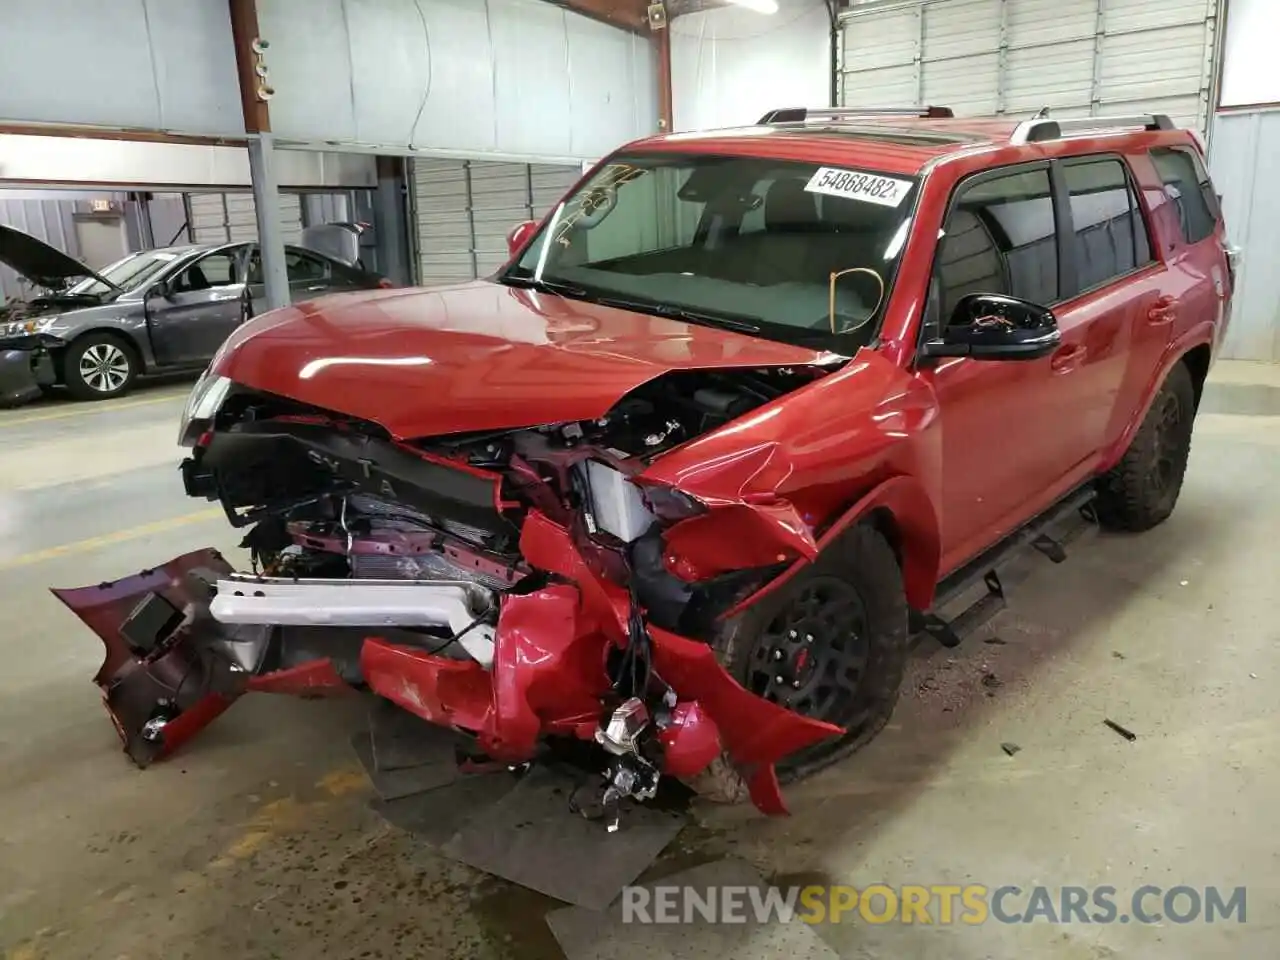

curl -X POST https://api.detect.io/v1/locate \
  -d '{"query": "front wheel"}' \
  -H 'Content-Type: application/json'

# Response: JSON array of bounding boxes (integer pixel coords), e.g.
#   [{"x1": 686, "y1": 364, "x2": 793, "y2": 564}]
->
[
  {"x1": 63, "y1": 334, "x2": 138, "y2": 401},
  {"x1": 1095, "y1": 361, "x2": 1196, "y2": 532},
  {"x1": 693, "y1": 523, "x2": 909, "y2": 797}
]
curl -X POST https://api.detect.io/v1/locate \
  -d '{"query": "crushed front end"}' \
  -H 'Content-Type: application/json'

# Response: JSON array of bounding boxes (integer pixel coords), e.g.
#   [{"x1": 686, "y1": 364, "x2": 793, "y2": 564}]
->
[{"x1": 54, "y1": 367, "x2": 844, "y2": 820}]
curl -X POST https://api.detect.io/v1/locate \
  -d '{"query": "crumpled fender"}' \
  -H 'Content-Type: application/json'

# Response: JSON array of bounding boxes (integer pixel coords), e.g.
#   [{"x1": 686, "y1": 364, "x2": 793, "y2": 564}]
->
[
  {"x1": 638, "y1": 352, "x2": 942, "y2": 608},
  {"x1": 522, "y1": 509, "x2": 842, "y2": 811}
]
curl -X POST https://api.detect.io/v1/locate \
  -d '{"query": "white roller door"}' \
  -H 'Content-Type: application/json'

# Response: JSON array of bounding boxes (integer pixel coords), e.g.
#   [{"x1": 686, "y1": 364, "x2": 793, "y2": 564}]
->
[
  {"x1": 839, "y1": 0, "x2": 1219, "y2": 133},
  {"x1": 186, "y1": 193, "x2": 305, "y2": 246},
  {"x1": 411, "y1": 159, "x2": 581, "y2": 285}
]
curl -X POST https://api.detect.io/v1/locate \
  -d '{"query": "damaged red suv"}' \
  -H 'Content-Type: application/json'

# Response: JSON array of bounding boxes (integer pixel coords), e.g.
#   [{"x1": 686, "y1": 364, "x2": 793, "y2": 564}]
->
[{"x1": 56, "y1": 106, "x2": 1234, "y2": 820}]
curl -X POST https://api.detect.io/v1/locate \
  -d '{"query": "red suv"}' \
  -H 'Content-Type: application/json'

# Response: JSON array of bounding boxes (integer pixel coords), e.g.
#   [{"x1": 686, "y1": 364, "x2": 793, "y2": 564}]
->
[{"x1": 57, "y1": 107, "x2": 1233, "y2": 820}]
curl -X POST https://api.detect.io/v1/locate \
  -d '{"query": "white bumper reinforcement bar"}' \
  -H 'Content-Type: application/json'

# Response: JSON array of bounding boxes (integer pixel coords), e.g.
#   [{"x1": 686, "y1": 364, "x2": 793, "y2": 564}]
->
[{"x1": 209, "y1": 575, "x2": 497, "y2": 667}]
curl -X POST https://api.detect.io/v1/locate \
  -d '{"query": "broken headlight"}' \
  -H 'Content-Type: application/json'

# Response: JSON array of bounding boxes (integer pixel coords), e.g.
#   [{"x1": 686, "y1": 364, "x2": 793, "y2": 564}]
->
[{"x1": 177, "y1": 370, "x2": 232, "y2": 447}]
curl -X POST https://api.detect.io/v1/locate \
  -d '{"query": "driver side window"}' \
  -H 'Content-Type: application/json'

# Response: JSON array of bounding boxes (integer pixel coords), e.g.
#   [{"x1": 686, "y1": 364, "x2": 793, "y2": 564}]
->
[
  {"x1": 171, "y1": 251, "x2": 241, "y2": 294},
  {"x1": 930, "y1": 167, "x2": 1059, "y2": 330}
]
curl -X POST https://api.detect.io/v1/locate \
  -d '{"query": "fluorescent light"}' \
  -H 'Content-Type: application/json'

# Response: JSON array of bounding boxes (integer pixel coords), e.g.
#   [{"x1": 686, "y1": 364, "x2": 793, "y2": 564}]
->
[{"x1": 724, "y1": 0, "x2": 778, "y2": 13}]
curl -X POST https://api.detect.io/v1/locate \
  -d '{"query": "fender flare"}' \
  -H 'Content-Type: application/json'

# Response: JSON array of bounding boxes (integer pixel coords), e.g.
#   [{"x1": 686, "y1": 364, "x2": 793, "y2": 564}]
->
[
  {"x1": 723, "y1": 474, "x2": 942, "y2": 617},
  {"x1": 1101, "y1": 324, "x2": 1214, "y2": 470}
]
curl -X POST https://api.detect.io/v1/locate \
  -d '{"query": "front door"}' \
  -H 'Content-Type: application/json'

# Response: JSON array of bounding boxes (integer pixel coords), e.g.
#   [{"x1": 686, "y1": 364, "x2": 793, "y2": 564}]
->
[
  {"x1": 148, "y1": 248, "x2": 249, "y2": 366},
  {"x1": 919, "y1": 163, "x2": 1070, "y2": 573}
]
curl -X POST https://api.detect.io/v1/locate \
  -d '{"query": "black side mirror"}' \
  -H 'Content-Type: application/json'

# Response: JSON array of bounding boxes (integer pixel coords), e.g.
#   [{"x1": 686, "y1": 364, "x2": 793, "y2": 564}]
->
[
  {"x1": 921, "y1": 293, "x2": 1060, "y2": 361},
  {"x1": 149, "y1": 280, "x2": 172, "y2": 300}
]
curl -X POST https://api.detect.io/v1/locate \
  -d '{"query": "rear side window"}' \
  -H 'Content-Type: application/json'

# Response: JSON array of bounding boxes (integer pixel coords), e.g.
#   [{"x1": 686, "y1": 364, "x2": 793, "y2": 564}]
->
[
  {"x1": 934, "y1": 166, "x2": 1058, "y2": 319},
  {"x1": 1150, "y1": 147, "x2": 1220, "y2": 244},
  {"x1": 1062, "y1": 157, "x2": 1153, "y2": 293}
]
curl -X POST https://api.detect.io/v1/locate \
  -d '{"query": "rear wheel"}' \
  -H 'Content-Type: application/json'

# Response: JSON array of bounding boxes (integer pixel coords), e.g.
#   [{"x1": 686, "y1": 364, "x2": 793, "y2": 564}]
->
[
  {"x1": 1095, "y1": 361, "x2": 1196, "y2": 531},
  {"x1": 690, "y1": 523, "x2": 909, "y2": 799},
  {"x1": 63, "y1": 334, "x2": 138, "y2": 401}
]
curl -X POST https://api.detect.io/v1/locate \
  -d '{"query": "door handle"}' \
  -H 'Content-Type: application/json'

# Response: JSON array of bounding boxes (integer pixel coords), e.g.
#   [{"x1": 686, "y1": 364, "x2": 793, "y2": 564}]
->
[
  {"x1": 1147, "y1": 295, "x2": 1177, "y2": 326},
  {"x1": 306, "y1": 284, "x2": 326, "y2": 292},
  {"x1": 1050, "y1": 344, "x2": 1087, "y2": 374}
]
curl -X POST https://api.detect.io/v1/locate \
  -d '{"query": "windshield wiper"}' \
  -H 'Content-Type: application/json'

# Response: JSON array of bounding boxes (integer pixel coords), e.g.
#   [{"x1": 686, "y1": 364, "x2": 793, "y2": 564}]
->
[
  {"x1": 597, "y1": 296, "x2": 761, "y2": 334},
  {"x1": 499, "y1": 274, "x2": 589, "y2": 298}
]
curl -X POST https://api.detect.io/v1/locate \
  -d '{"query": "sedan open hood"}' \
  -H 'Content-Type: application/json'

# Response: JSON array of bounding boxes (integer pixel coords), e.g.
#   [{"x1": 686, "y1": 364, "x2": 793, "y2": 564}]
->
[
  {"x1": 212, "y1": 280, "x2": 834, "y2": 439},
  {"x1": 0, "y1": 223, "x2": 116, "y2": 291}
]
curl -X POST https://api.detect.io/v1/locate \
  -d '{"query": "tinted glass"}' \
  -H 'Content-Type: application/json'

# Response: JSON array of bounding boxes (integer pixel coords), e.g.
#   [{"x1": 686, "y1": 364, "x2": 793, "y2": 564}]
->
[
  {"x1": 1063, "y1": 157, "x2": 1152, "y2": 293},
  {"x1": 507, "y1": 154, "x2": 920, "y2": 350},
  {"x1": 934, "y1": 167, "x2": 1058, "y2": 321},
  {"x1": 1151, "y1": 147, "x2": 1219, "y2": 244}
]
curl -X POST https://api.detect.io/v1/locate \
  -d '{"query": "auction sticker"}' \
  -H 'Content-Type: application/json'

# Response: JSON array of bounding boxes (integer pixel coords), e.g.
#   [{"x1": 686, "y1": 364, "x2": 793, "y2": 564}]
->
[{"x1": 804, "y1": 167, "x2": 912, "y2": 207}]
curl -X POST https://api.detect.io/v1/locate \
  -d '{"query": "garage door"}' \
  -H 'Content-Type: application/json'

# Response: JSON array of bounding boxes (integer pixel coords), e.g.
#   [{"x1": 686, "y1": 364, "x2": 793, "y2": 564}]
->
[
  {"x1": 839, "y1": 0, "x2": 1219, "y2": 133},
  {"x1": 411, "y1": 159, "x2": 582, "y2": 285},
  {"x1": 187, "y1": 193, "x2": 305, "y2": 246}
]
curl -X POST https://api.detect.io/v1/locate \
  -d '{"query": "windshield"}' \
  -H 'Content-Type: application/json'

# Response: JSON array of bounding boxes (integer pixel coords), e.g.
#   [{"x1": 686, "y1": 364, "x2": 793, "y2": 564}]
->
[
  {"x1": 503, "y1": 152, "x2": 920, "y2": 349},
  {"x1": 66, "y1": 250, "x2": 181, "y2": 296}
]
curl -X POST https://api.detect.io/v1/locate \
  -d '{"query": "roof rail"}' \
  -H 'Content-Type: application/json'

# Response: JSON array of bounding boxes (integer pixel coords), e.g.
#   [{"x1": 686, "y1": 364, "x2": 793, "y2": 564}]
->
[
  {"x1": 1009, "y1": 113, "x2": 1175, "y2": 145},
  {"x1": 757, "y1": 105, "x2": 954, "y2": 125}
]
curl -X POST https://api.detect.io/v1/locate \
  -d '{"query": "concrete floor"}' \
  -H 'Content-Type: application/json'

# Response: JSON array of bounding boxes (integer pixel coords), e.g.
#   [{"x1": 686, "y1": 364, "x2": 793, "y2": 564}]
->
[{"x1": 1, "y1": 362, "x2": 1277, "y2": 959}]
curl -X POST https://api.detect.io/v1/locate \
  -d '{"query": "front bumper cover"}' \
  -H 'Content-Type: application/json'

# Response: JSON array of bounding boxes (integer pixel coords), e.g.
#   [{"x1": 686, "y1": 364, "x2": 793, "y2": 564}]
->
[
  {"x1": 0, "y1": 340, "x2": 56, "y2": 406},
  {"x1": 53, "y1": 513, "x2": 843, "y2": 815}
]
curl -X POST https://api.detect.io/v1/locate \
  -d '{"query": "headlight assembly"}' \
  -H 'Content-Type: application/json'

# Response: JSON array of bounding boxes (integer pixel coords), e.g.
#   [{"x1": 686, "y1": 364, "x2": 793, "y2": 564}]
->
[{"x1": 177, "y1": 370, "x2": 232, "y2": 447}]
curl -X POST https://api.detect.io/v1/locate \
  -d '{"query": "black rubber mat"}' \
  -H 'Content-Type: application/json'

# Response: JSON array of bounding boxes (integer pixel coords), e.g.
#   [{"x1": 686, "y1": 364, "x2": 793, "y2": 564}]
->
[
  {"x1": 366, "y1": 696, "x2": 462, "y2": 772},
  {"x1": 545, "y1": 858, "x2": 840, "y2": 960},
  {"x1": 350, "y1": 730, "x2": 465, "y2": 801},
  {"x1": 441, "y1": 765, "x2": 687, "y2": 910},
  {"x1": 369, "y1": 769, "x2": 522, "y2": 847}
]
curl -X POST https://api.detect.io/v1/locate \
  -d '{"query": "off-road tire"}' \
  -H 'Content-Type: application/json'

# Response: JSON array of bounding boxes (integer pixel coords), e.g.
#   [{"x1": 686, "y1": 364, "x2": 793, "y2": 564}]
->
[
  {"x1": 689, "y1": 523, "x2": 909, "y2": 801},
  {"x1": 63, "y1": 333, "x2": 139, "y2": 401},
  {"x1": 1095, "y1": 361, "x2": 1196, "y2": 532}
]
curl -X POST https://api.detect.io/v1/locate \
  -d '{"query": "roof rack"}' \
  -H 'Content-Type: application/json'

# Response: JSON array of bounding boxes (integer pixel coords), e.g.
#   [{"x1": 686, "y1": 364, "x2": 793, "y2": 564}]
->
[
  {"x1": 757, "y1": 105, "x2": 955, "y2": 125},
  {"x1": 1009, "y1": 113, "x2": 1175, "y2": 145}
]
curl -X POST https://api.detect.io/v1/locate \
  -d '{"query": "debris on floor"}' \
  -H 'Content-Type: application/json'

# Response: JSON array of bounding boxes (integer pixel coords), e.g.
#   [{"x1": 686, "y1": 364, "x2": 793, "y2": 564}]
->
[
  {"x1": 545, "y1": 858, "x2": 839, "y2": 960},
  {"x1": 1103, "y1": 718, "x2": 1138, "y2": 742},
  {"x1": 1001, "y1": 742, "x2": 1021, "y2": 757},
  {"x1": 351, "y1": 696, "x2": 690, "y2": 910},
  {"x1": 442, "y1": 765, "x2": 687, "y2": 910}
]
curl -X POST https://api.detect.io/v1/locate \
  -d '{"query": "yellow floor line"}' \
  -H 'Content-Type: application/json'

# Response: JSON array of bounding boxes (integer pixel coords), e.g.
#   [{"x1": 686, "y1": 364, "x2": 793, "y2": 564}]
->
[
  {"x1": 0, "y1": 508, "x2": 223, "y2": 572},
  {"x1": 0, "y1": 391, "x2": 186, "y2": 427}
]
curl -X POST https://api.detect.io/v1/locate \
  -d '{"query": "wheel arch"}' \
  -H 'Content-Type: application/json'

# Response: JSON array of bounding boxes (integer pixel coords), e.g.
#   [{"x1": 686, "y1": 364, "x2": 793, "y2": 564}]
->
[
  {"x1": 724, "y1": 475, "x2": 942, "y2": 617},
  {"x1": 58, "y1": 326, "x2": 147, "y2": 377}
]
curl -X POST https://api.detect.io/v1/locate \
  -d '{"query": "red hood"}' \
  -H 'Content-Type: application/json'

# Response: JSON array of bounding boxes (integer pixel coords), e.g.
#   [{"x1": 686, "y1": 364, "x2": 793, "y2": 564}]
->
[{"x1": 213, "y1": 280, "x2": 831, "y2": 439}]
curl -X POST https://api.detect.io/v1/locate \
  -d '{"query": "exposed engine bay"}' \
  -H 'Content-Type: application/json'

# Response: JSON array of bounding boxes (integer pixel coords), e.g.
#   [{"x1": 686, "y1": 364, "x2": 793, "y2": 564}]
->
[{"x1": 54, "y1": 364, "x2": 847, "y2": 827}]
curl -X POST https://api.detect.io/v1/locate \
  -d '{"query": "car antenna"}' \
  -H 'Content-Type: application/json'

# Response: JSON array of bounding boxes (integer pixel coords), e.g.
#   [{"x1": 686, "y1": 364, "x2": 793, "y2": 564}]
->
[{"x1": 1032, "y1": 106, "x2": 1051, "y2": 119}]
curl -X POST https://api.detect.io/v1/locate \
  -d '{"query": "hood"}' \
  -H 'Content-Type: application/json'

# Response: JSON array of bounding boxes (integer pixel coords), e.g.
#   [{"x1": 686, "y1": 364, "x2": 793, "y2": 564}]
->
[
  {"x1": 213, "y1": 280, "x2": 834, "y2": 439},
  {"x1": 0, "y1": 224, "x2": 115, "y2": 291}
]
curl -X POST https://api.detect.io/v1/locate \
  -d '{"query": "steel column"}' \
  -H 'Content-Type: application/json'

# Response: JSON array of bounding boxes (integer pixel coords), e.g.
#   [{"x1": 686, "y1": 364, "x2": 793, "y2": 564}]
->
[{"x1": 248, "y1": 135, "x2": 290, "y2": 310}]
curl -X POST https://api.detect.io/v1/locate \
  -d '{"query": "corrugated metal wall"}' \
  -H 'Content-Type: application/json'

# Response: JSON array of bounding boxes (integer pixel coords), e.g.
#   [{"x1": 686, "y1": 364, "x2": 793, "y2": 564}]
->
[
  {"x1": 411, "y1": 159, "x2": 581, "y2": 285},
  {"x1": 187, "y1": 193, "x2": 307, "y2": 246},
  {"x1": 1209, "y1": 110, "x2": 1280, "y2": 362},
  {"x1": 840, "y1": 0, "x2": 1218, "y2": 132}
]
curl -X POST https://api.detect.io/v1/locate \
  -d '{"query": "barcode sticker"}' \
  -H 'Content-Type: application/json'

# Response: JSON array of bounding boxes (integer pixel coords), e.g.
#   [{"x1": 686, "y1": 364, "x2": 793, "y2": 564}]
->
[{"x1": 804, "y1": 167, "x2": 913, "y2": 207}]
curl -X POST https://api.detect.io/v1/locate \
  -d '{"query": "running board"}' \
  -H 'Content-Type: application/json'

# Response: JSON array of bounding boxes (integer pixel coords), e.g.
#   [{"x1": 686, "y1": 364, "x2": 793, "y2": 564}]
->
[{"x1": 917, "y1": 487, "x2": 1097, "y2": 648}]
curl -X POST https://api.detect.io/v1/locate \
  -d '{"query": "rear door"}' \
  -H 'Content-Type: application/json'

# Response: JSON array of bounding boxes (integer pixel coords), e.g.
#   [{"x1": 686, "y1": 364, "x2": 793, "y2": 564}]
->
[
  {"x1": 1050, "y1": 154, "x2": 1163, "y2": 467},
  {"x1": 147, "y1": 246, "x2": 250, "y2": 365}
]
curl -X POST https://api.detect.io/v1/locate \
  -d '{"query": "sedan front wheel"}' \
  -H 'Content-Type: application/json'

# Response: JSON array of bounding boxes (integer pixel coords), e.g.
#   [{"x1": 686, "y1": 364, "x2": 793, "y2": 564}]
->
[{"x1": 64, "y1": 334, "x2": 138, "y2": 401}]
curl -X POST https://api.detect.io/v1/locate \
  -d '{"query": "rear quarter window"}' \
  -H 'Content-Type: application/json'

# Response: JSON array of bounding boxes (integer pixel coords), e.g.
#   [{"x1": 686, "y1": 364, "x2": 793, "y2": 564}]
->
[{"x1": 1149, "y1": 147, "x2": 1220, "y2": 244}]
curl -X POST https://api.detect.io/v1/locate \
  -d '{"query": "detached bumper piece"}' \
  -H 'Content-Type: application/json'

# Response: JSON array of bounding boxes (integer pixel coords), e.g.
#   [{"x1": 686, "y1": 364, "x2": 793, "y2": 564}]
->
[{"x1": 54, "y1": 518, "x2": 843, "y2": 818}]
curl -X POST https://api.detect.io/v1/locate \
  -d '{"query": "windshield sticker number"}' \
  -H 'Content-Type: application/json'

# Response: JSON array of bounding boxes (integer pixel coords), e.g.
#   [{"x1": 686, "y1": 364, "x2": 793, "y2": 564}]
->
[{"x1": 804, "y1": 168, "x2": 912, "y2": 207}]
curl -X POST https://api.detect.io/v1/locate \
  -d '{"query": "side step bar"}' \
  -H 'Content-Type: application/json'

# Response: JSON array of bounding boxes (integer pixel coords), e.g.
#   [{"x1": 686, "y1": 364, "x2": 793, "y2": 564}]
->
[
  {"x1": 210, "y1": 576, "x2": 498, "y2": 667},
  {"x1": 916, "y1": 487, "x2": 1097, "y2": 648}
]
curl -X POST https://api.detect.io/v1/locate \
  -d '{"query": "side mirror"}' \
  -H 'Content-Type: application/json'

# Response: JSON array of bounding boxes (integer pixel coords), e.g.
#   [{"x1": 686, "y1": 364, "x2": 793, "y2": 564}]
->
[
  {"x1": 921, "y1": 293, "x2": 1060, "y2": 361},
  {"x1": 149, "y1": 280, "x2": 172, "y2": 300},
  {"x1": 506, "y1": 220, "x2": 539, "y2": 260}
]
